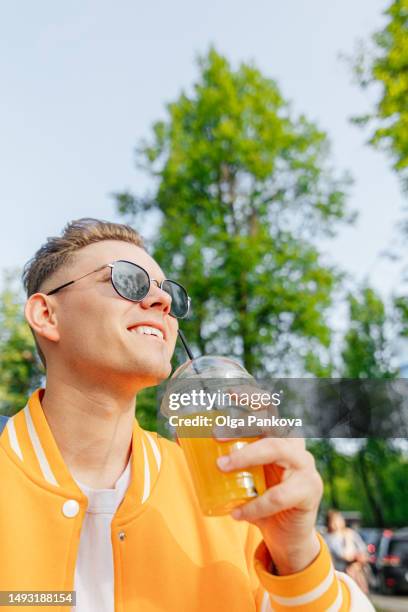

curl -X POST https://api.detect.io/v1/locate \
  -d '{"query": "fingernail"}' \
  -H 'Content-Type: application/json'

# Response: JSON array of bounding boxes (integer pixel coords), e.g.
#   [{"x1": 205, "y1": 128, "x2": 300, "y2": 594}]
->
[
  {"x1": 231, "y1": 508, "x2": 242, "y2": 520},
  {"x1": 217, "y1": 455, "x2": 231, "y2": 470}
]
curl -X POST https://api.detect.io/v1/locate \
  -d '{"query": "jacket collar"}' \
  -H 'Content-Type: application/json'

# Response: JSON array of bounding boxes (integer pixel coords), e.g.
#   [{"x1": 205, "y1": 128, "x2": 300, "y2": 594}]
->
[{"x1": 1, "y1": 389, "x2": 163, "y2": 521}]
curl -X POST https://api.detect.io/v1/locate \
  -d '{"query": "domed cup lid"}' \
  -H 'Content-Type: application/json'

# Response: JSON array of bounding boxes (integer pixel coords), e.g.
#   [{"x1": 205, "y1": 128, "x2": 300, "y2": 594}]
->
[{"x1": 170, "y1": 355, "x2": 253, "y2": 380}]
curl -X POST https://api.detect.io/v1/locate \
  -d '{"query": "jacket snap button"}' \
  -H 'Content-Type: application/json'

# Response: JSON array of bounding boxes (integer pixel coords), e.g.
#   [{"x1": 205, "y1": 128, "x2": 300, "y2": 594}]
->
[
  {"x1": 119, "y1": 531, "x2": 126, "y2": 541},
  {"x1": 62, "y1": 499, "x2": 80, "y2": 518}
]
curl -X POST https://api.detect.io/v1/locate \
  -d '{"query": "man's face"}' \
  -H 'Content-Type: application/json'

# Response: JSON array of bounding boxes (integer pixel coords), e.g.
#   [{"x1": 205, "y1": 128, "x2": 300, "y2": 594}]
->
[{"x1": 39, "y1": 240, "x2": 179, "y2": 390}]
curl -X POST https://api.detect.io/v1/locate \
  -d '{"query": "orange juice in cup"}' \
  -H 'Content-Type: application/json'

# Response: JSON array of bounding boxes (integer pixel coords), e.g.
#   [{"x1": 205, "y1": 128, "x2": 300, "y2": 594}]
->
[
  {"x1": 177, "y1": 435, "x2": 266, "y2": 516},
  {"x1": 161, "y1": 356, "x2": 267, "y2": 516}
]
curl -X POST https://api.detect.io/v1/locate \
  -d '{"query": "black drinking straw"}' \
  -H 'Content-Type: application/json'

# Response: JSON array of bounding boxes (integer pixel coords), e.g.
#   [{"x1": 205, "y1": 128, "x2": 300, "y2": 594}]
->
[
  {"x1": 177, "y1": 329, "x2": 195, "y2": 360},
  {"x1": 177, "y1": 328, "x2": 204, "y2": 380}
]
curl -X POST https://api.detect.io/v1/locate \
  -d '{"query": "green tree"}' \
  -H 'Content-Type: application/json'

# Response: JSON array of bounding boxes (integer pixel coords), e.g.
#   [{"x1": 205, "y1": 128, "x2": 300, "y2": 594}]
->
[
  {"x1": 115, "y1": 48, "x2": 352, "y2": 377},
  {"x1": 353, "y1": 0, "x2": 408, "y2": 188},
  {"x1": 0, "y1": 272, "x2": 44, "y2": 415},
  {"x1": 313, "y1": 440, "x2": 408, "y2": 527},
  {"x1": 310, "y1": 439, "x2": 342, "y2": 510},
  {"x1": 311, "y1": 288, "x2": 407, "y2": 526},
  {"x1": 342, "y1": 287, "x2": 395, "y2": 379},
  {"x1": 394, "y1": 293, "x2": 408, "y2": 343},
  {"x1": 341, "y1": 286, "x2": 404, "y2": 527}
]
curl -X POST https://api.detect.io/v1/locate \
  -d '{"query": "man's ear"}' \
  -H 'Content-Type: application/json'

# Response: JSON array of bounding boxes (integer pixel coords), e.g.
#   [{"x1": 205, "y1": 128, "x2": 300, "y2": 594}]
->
[{"x1": 24, "y1": 294, "x2": 60, "y2": 343}]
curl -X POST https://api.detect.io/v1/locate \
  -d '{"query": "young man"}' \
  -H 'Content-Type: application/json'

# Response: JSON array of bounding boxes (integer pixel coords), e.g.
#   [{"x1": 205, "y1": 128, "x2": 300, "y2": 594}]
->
[{"x1": 0, "y1": 219, "x2": 373, "y2": 611}]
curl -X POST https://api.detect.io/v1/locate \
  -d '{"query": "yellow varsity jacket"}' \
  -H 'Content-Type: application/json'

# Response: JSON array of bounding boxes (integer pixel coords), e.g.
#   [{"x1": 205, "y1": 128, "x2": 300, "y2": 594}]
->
[{"x1": 0, "y1": 389, "x2": 373, "y2": 611}]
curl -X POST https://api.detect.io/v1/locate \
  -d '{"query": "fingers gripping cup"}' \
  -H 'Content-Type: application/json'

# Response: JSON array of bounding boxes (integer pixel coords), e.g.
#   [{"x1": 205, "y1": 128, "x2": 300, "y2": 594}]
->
[{"x1": 161, "y1": 356, "x2": 267, "y2": 516}]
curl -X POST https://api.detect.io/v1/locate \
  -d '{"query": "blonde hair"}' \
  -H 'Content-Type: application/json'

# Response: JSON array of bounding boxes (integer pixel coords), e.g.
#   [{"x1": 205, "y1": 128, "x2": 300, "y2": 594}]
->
[{"x1": 22, "y1": 218, "x2": 145, "y2": 366}]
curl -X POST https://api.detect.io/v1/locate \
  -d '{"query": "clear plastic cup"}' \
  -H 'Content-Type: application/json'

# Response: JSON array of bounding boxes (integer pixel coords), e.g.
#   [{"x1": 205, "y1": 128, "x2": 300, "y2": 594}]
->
[{"x1": 161, "y1": 356, "x2": 266, "y2": 516}]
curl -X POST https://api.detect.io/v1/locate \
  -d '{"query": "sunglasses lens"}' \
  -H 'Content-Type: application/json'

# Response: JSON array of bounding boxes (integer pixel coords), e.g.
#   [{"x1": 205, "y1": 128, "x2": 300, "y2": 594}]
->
[
  {"x1": 112, "y1": 261, "x2": 150, "y2": 301},
  {"x1": 162, "y1": 280, "x2": 189, "y2": 318}
]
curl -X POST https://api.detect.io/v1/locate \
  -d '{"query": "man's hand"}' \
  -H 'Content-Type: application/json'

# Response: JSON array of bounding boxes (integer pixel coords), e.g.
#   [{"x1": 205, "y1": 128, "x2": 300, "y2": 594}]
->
[{"x1": 216, "y1": 437, "x2": 323, "y2": 575}]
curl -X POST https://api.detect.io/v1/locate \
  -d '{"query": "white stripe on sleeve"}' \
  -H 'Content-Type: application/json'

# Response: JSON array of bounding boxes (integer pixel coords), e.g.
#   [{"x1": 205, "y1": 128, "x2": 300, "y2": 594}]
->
[
  {"x1": 326, "y1": 582, "x2": 342, "y2": 612},
  {"x1": 269, "y1": 566, "x2": 335, "y2": 607},
  {"x1": 336, "y1": 571, "x2": 375, "y2": 611}
]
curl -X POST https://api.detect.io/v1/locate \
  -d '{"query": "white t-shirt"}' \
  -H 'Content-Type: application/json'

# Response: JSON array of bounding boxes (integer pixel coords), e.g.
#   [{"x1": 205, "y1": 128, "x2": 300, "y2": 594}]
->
[{"x1": 73, "y1": 458, "x2": 132, "y2": 612}]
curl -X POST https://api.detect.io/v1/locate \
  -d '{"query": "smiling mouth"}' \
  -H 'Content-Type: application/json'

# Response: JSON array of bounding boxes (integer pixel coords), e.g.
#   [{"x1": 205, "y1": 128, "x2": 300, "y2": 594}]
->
[{"x1": 128, "y1": 325, "x2": 165, "y2": 341}]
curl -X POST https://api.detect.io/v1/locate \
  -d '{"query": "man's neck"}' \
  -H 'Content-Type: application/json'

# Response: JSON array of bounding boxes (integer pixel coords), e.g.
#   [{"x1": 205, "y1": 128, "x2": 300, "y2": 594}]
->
[{"x1": 41, "y1": 377, "x2": 136, "y2": 489}]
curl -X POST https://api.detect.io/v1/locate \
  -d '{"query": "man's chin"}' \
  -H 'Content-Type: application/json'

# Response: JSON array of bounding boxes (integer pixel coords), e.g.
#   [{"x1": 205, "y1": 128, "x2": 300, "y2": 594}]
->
[{"x1": 132, "y1": 362, "x2": 172, "y2": 389}]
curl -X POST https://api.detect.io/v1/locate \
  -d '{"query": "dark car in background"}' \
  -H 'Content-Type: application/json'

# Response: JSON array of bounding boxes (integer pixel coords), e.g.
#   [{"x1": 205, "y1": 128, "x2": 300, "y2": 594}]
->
[
  {"x1": 376, "y1": 529, "x2": 408, "y2": 594},
  {"x1": 359, "y1": 529, "x2": 383, "y2": 568}
]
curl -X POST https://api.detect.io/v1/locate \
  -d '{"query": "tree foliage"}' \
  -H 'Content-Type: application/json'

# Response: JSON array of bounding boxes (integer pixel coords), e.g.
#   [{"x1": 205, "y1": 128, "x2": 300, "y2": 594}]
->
[
  {"x1": 312, "y1": 438, "x2": 408, "y2": 527},
  {"x1": 115, "y1": 48, "x2": 352, "y2": 376},
  {"x1": 310, "y1": 287, "x2": 408, "y2": 527},
  {"x1": 334, "y1": 287, "x2": 404, "y2": 526},
  {"x1": 342, "y1": 286, "x2": 396, "y2": 379},
  {"x1": 353, "y1": 0, "x2": 408, "y2": 188},
  {"x1": 341, "y1": 287, "x2": 403, "y2": 527},
  {"x1": 0, "y1": 272, "x2": 44, "y2": 415}
]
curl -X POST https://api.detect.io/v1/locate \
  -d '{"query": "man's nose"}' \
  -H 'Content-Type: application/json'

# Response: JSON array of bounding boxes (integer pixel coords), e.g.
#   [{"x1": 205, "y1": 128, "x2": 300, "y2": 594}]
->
[{"x1": 139, "y1": 281, "x2": 172, "y2": 315}]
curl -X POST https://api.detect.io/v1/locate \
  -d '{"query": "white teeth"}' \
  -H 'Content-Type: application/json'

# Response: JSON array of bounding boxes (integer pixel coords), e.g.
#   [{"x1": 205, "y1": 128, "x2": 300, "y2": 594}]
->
[{"x1": 132, "y1": 325, "x2": 164, "y2": 340}]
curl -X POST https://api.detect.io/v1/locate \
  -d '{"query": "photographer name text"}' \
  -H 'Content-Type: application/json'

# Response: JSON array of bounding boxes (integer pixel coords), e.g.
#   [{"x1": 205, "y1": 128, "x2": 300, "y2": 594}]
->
[{"x1": 169, "y1": 414, "x2": 302, "y2": 428}]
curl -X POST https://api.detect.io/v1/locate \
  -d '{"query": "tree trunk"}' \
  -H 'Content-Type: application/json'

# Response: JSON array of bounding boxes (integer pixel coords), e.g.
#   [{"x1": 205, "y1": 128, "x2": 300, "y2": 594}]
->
[
  {"x1": 325, "y1": 442, "x2": 339, "y2": 509},
  {"x1": 357, "y1": 447, "x2": 385, "y2": 526}
]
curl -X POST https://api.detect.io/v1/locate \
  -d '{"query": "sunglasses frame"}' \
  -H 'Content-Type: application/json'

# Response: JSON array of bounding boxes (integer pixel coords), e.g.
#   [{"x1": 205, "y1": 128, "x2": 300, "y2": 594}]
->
[{"x1": 46, "y1": 259, "x2": 191, "y2": 319}]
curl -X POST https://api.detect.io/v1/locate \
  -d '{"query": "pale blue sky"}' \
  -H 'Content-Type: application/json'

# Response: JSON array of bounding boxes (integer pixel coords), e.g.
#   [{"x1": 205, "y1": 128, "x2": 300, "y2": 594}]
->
[{"x1": 0, "y1": 0, "x2": 405, "y2": 299}]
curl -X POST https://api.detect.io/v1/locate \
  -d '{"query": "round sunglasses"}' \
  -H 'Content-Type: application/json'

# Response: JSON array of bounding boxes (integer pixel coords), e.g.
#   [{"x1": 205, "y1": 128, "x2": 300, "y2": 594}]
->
[{"x1": 46, "y1": 259, "x2": 191, "y2": 319}]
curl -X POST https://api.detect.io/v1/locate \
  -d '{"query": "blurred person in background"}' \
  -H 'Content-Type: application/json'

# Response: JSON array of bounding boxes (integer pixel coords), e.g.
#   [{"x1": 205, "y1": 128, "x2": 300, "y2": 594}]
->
[{"x1": 325, "y1": 510, "x2": 370, "y2": 594}]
